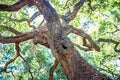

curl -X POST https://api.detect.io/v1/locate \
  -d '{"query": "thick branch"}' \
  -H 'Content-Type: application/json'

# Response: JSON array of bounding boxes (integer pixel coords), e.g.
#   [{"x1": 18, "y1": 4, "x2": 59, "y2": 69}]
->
[
  {"x1": 0, "y1": 32, "x2": 34, "y2": 43},
  {"x1": 0, "y1": 0, "x2": 29, "y2": 11}
]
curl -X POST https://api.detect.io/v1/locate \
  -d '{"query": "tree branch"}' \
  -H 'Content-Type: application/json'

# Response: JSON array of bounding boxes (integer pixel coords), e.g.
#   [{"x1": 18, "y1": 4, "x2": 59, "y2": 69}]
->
[
  {"x1": 88, "y1": 0, "x2": 94, "y2": 11},
  {"x1": 67, "y1": 25, "x2": 100, "y2": 51},
  {"x1": 62, "y1": 0, "x2": 85, "y2": 23},
  {"x1": 98, "y1": 38, "x2": 120, "y2": 52},
  {"x1": 49, "y1": 59, "x2": 58, "y2": 80},
  {"x1": 0, "y1": 25, "x2": 22, "y2": 35},
  {"x1": 9, "y1": 11, "x2": 41, "y2": 28},
  {"x1": 63, "y1": 0, "x2": 70, "y2": 9},
  {"x1": 0, "y1": 0, "x2": 29, "y2": 11},
  {"x1": 0, "y1": 32, "x2": 34, "y2": 43},
  {"x1": 1, "y1": 43, "x2": 20, "y2": 72},
  {"x1": 19, "y1": 54, "x2": 34, "y2": 80},
  {"x1": 107, "y1": 29, "x2": 120, "y2": 34},
  {"x1": 74, "y1": 43, "x2": 91, "y2": 51}
]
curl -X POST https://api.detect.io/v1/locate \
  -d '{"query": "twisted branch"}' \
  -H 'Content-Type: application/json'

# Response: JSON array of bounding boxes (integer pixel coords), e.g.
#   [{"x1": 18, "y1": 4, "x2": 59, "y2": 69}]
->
[
  {"x1": 66, "y1": 25, "x2": 100, "y2": 51},
  {"x1": 98, "y1": 38, "x2": 120, "y2": 52},
  {"x1": 1, "y1": 43, "x2": 20, "y2": 72}
]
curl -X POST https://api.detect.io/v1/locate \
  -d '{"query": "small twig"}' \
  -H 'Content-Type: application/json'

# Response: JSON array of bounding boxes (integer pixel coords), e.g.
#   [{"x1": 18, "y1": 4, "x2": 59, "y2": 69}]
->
[
  {"x1": 97, "y1": 67, "x2": 117, "y2": 78},
  {"x1": 74, "y1": 43, "x2": 92, "y2": 51},
  {"x1": 29, "y1": 11, "x2": 41, "y2": 22},
  {"x1": 9, "y1": 11, "x2": 41, "y2": 29},
  {"x1": 38, "y1": 19, "x2": 44, "y2": 27},
  {"x1": 19, "y1": 55, "x2": 34, "y2": 80},
  {"x1": 11, "y1": 71, "x2": 15, "y2": 79},
  {"x1": 107, "y1": 29, "x2": 120, "y2": 34},
  {"x1": 9, "y1": 18, "x2": 36, "y2": 29},
  {"x1": 88, "y1": 0, "x2": 94, "y2": 11},
  {"x1": 0, "y1": 25, "x2": 22, "y2": 35},
  {"x1": 49, "y1": 59, "x2": 58, "y2": 80},
  {"x1": 63, "y1": 0, "x2": 70, "y2": 9}
]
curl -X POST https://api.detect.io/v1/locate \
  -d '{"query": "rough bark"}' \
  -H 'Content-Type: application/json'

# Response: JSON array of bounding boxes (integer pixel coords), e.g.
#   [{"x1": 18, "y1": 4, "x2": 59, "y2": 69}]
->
[{"x1": 33, "y1": 0, "x2": 113, "y2": 80}]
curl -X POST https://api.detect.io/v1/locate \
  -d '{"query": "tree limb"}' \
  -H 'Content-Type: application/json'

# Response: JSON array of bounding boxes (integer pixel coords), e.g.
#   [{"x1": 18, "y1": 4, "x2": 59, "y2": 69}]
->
[
  {"x1": 62, "y1": 0, "x2": 85, "y2": 23},
  {"x1": 98, "y1": 38, "x2": 120, "y2": 52},
  {"x1": 9, "y1": 11, "x2": 41, "y2": 28},
  {"x1": 1, "y1": 43, "x2": 20, "y2": 72},
  {"x1": 107, "y1": 29, "x2": 120, "y2": 34},
  {"x1": 0, "y1": 0, "x2": 29, "y2": 11},
  {"x1": 0, "y1": 32, "x2": 34, "y2": 43},
  {"x1": 74, "y1": 43, "x2": 91, "y2": 51},
  {"x1": 88, "y1": 0, "x2": 94, "y2": 11},
  {"x1": 67, "y1": 25, "x2": 100, "y2": 51},
  {"x1": 0, "y1": 25, "x2": 22, "y2": 35},
  {"x1": 19, "y1": 54, "x2": 34, "y2": 80}
]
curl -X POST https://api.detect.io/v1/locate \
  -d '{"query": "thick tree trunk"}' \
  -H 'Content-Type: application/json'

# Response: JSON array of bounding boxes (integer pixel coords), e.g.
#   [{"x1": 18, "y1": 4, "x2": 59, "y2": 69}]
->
[
  {"x1": 60, "y1": 49, "x2": 112, "y2": 80},
  {"x1": 34, "y1": 0, "x2": 113, "y2": 80}
]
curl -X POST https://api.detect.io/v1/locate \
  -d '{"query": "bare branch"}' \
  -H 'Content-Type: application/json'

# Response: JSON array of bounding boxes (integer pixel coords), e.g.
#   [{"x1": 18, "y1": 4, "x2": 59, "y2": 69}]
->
[
  {"x1": 0, "y1": 32, "x2": 34, "y2": 43},
  {"x1": 1, "y1": 43, "x2": 20, "y2": 72},
  {"x1": 9, "y1": 18, "x2": 28, "y2": 22},
  {"x1": 107, "y1": 29, "x2": 120, "y2": 34},
  {"x1": 67, "y1": 25, "x2": 100, "y2": 51},
  {"x1": 9, "y1": 11, "x2": 41, "y2": 28},
  {"x1": 0, "y1": 42, "x2": 33, "y2": 79},
  {"x1": 2, "y1": 55, "x2": 18, "y2": 72},
  {"x1": 88, "y1": 0, "x2": 94, "y2": 11},
  {"x1": 98, "y1": 38, "x2": 120, "y2": 52},
  {"x1": 19, "y1": 54, "x2": 34, "y2": 80},
  {"x1": 62, "y1": 0, "x2": 85, "y2": 23},
  {"x1": 9, "y1": 18, "x2": 35, "y2": 28},
  {"x1": 74, "y1": 43, "x2": 91, "y2": 51},
  {"x1": 0, "y1": 25, "x2": 22, "y2": 35},
  {"x1": 0, "y1": 0, "x2": 29, "y2": 11},
  {"x1": 49, "y1": 60, "x2": 58, "y2": 80},
  {"x1": 63, "y1": 0, "x2": 70, "y2": 9},
  {"x1": 11, "y1": 71, "x2": 15, "y2": 79},
  {"x1": 29, "y1": 11, "x2": 41, "y2": 22}
]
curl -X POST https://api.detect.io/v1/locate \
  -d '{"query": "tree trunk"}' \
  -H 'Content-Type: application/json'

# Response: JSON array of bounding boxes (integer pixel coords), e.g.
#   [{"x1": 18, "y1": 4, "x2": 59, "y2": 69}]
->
[{"x1": 34, "y1": 0, "x2": 113, "y2": 80}]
